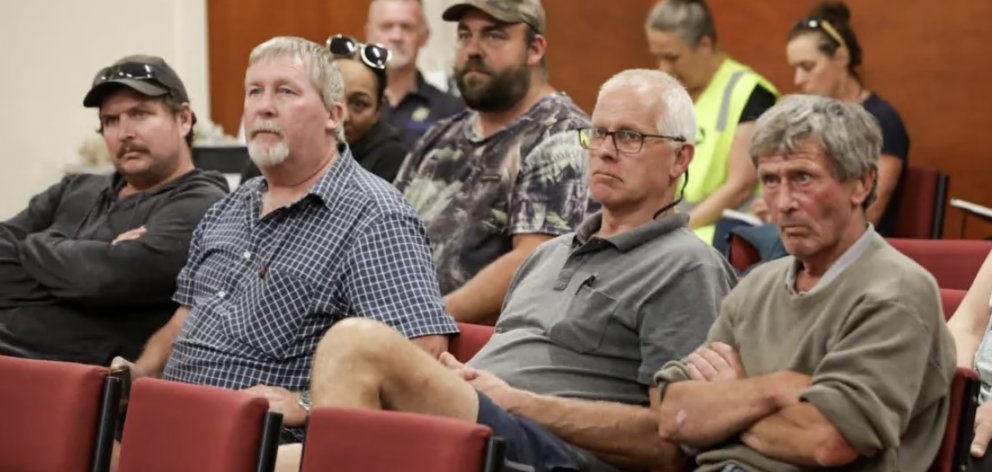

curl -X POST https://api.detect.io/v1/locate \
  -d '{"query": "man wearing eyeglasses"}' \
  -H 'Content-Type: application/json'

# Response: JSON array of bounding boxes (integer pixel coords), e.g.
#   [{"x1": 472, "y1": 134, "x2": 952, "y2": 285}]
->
[
  {"x1": 274, "y1": 69, "x2": 736, "y2": 472},
  {"x1": 0, "y1": 55, "x2": 229, "y2": 366},
  {"x1": 394, "y1": 0, "x2": 592, "y2": 326}
]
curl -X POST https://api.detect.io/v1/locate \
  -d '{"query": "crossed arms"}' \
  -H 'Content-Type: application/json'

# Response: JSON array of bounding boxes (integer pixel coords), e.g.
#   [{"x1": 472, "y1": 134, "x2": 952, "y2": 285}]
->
[{"x1": 656, "y1": 343, "x2": 858, "y2": 467}]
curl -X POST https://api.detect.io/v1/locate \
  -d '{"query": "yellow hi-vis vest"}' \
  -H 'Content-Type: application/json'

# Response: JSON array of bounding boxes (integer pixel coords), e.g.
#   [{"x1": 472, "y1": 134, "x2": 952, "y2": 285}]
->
[{"x1": 681, "y1": 57, "x2": 778, "y2": 244}]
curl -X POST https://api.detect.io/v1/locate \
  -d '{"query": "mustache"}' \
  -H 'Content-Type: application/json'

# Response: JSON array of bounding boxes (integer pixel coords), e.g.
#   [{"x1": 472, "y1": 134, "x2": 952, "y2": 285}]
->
[
  {"x1": 117, "y1": 141, "x2": 149, "y2": 158},
  {"x1": 249, "y1": 120, "x2": 286, "y2": 138},
  {"x1": 457, "y1": 57, "x2": 492, "y2": 75}
]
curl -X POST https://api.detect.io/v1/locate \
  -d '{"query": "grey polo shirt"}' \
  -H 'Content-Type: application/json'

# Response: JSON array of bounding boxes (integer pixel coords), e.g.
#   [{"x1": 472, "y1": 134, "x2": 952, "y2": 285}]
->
[{"x1": 469, "y1": 212, "x2": 738, "y2": 407}]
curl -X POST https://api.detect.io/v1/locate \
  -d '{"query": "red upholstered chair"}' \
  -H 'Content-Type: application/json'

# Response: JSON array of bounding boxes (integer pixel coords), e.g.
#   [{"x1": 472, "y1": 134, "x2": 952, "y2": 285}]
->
[
  {"x1": 300, "y1": 407, "x2": 505, "y2": 472},
  {"x1": 0, "y1": 356, "x2": 119, "y2": 472},
  {"x1": 449, "y1": 322, "x2": 496, "y2": 363},
  {"x1": 929, "y1": 367, "x2": 980, "y2": 472},
  {"x1": 890, "y1": 165, "x2": 948, "y2": 239},
  {"x1": 117, "y1": 378, "x2": 282, "y2": 472},
  {"x1": 940, "y1": 288, "x2": 968, "y2": 321},
  {"x1": 887, "y1": 238, "x2": 992, "y2": 290}
]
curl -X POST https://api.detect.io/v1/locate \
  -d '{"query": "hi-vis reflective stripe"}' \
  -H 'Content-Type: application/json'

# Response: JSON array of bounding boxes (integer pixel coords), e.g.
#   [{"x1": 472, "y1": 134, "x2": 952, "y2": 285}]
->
[{"x1": 715, "y1": 70, "x2": 748, "y2": 132}]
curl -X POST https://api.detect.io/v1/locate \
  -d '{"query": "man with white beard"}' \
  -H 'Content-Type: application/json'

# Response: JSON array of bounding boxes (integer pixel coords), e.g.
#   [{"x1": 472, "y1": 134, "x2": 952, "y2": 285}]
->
[
  {"x1": 108, "y1": 36, "x2": 459, "y2": 447},
  {"x1": 366, "y1": 0, "x2": 465, "y2": 147}
]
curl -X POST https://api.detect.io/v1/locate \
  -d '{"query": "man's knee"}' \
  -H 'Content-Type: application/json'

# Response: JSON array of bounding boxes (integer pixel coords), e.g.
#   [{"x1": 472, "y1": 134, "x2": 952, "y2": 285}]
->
[{"x1": 315, "y1": 317, "x2": 404, "y2": 365}]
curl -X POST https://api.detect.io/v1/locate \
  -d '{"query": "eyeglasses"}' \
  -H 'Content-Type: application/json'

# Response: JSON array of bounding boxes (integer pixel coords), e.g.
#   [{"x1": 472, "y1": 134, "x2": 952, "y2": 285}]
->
[
  {"x1": 795, "y1": 18, "x2": 846, "y2": 49},
  {"x1": 326, "y1": 34, "x2": 392, "y2": 70},
  {"x1": 578, "y1": 127, "x2": 686, "y2": 154},
  {"x1": 93, "y1": 62, "x2": 169, "y2": 87}
]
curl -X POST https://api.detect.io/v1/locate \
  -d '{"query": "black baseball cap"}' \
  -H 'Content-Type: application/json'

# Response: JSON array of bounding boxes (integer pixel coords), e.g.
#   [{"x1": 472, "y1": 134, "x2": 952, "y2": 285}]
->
[{"x1": 83, "y1": 55, "x2": 191, "y2": 108}]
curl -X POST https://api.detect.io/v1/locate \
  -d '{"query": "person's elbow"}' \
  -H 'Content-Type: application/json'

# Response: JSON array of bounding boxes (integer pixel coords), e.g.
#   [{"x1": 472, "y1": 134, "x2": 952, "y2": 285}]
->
[{"x1": 811, "y1": 425, "x2": 860, "y2": 467}]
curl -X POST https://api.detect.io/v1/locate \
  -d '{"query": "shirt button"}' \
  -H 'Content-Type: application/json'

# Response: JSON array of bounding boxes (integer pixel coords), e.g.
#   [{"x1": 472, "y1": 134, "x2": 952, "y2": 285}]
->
[
  {"x1": 243, "y1": 251, "x2": 251, "y2": 259},
  {"x1": 217, "y1": 291, "x2": 226, "y2": 299}
]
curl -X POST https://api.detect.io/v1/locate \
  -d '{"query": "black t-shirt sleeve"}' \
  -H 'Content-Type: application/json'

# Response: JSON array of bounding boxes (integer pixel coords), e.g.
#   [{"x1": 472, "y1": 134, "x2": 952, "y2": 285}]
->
[
  {"x1": 863, "y1": 96, "x2": 910, "y2": 161},
  {"x1": 739, "y1": 84, "x2": 778, "y2": 124}
]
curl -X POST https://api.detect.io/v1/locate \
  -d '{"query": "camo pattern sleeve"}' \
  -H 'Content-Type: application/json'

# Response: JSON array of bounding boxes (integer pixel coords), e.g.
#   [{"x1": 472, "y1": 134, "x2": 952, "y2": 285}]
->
[{"x1": 397, "y1": 93, "x2": 591, "y2": 295}]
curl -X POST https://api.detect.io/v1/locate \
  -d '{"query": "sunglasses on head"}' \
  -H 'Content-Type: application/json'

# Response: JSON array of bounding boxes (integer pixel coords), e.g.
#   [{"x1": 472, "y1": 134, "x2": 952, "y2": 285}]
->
[
  {"x1": 93, "y1": 62, "x2": 169, "y2": 87},
  {"x1": 326, "y1": 35, "x2": 392, "y2": 71},
  {"x1": 795, "y1": 18, "x2": 847, "y2": 49}
]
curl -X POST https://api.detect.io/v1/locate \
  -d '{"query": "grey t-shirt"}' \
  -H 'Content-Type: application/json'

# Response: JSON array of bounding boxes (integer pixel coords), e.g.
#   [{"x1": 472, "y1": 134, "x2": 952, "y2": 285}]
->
[{"x1": 469, "y1": 212, "x2": 737, "y2": 408}]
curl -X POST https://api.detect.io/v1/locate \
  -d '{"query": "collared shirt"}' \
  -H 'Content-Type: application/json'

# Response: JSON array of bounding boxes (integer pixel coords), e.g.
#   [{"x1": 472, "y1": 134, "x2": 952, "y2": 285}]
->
[
  {"x1": 394, "y1": 93, "x2": 592, "y2": 295},
  {"x1": 469, "y1": 212, "x2": 736, "y2": 472},
  {"x1": 162, "y1": 147, "x2": 459, "y2": 439},
  {"x1": 380, "y1": 72, "x2": 465, "y2": 148},
  {"x1": 785, "y1": 224, "x2": 876, "y2": 295}
]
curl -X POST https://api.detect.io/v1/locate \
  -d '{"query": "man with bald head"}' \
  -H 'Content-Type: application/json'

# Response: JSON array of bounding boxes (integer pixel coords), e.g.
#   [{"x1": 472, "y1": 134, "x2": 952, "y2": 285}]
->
[{"x1": 366, "y1": 0, "x2": 465, "y2": 147}]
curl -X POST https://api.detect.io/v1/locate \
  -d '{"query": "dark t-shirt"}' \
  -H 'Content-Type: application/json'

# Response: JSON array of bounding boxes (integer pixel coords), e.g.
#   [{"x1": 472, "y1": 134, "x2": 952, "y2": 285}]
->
[
  {"x1": 739, "y1": 84, "x2": 778, "y2": 123},
  {"x1": 862, "y1": 93, "x2": 911, "y2": 236},
  {"x1": 380, "y1": 72, "x2": 465, "y2": 149}
]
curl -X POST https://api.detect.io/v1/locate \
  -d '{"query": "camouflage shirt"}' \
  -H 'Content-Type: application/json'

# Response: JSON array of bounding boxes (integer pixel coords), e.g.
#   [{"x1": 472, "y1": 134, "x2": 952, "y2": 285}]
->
[{"x1": 395, "y1": 93, "x2": 591, "y2": 295}]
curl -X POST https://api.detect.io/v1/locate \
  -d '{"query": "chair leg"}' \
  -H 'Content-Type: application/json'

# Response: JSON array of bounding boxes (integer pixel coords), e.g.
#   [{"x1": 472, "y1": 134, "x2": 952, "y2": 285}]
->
[
  {"x1": 91, "y1": 376, "x2": 122, "y2": 472},
  {"x1": 482, "y1": 436, "x2": 506, "y2": 472},
  {"x1": 255, "y1": 411, "x2": 284, "y2": 472}
]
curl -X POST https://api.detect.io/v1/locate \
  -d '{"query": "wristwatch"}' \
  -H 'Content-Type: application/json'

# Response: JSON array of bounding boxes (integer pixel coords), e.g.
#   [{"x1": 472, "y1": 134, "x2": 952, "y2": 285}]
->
[{"x1": 298, "y1": 389, "x2": 313, "y2": 414}]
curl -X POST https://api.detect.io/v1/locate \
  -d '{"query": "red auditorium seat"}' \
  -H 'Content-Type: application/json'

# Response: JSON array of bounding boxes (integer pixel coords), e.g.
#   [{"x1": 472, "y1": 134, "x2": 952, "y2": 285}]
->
[
  {"x1": 117, "y1": 378, "x2": 282, "y2": 472},
  {"x1": 941, "y1": 289, "x2": 967, "y2": 321},
  {"x1": 891, "y1": 166, "x2": 948, "y2": 239},
  {"x1": 0, "y1": 356, "x2": 119, "y2": 472},
  {"x1": 929, "y1": 367, "x2": 980, "y2": 472},
  {"x1": 888, "y1": 238, "x2": 991, "y2": 290},
  {"x1": 449, "y1": 322, "x2": 496, "y2": 363},
  {"x1": 301, "y1": 407, "x2": 505, "y2": 472}
]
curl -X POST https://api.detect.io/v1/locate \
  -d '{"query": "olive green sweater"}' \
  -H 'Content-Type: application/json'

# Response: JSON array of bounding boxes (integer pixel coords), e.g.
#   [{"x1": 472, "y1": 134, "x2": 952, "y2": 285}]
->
[{"x1": 655, "y1": 232, "x2": 956, "y2": 472}]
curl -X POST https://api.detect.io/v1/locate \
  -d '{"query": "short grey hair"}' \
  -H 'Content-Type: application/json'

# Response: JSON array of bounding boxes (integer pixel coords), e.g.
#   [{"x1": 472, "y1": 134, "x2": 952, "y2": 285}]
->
[
  {"x1": 751, "y1": 94, "x2": 882, "y2": 209},
  {"x1": 645, "y1": 0, "x2": 717, "y2": 47},
  {"x1": 598, "y1": 69, "x2": 696, "y2": 145},
  {"x1": 248, "y1": 36, "x2": 346, "y2": 143}
]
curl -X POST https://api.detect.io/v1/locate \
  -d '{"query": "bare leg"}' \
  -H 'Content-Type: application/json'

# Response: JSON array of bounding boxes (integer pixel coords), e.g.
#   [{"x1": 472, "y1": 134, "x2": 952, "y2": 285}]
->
[
  {"x1": 309, "y1": 317, "x2": 479, "y2": 422},
  {"x1": 274, "y1": 444, "x2": 303, "y2": 472}
]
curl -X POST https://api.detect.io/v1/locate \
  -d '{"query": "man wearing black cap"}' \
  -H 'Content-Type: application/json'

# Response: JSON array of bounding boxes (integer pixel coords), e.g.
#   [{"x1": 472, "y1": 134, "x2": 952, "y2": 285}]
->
[
  {"x1": 394, "y1": 0, "x2": 592, "y2": 326},
  {"x1": 0, "y1": 55, "x2": 228, "y2": 366}
]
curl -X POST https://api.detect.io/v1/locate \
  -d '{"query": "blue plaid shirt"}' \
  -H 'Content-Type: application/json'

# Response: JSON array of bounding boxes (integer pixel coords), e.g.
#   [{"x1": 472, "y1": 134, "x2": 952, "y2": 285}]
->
[{"x1": 162, "y1": 147, "x2": 458, "y2": 438}]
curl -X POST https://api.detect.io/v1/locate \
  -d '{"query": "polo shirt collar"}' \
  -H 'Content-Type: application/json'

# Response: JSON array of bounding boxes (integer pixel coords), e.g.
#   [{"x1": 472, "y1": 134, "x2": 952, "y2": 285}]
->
[{"x1": 571, "y1": 211, "x2": 690, "y2": 253}]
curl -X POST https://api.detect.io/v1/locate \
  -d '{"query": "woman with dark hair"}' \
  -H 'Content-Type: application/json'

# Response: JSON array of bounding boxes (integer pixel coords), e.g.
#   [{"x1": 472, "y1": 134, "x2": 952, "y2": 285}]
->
[
  {"x1": 759, "y1": 1, "x2": 910, "y2": 235},
  {"x1": 645, "y1": 0, "x2": 779, "y2": 246},
  {"x1": 241, "y1": 35, "x2": 408, "y2": 184}
]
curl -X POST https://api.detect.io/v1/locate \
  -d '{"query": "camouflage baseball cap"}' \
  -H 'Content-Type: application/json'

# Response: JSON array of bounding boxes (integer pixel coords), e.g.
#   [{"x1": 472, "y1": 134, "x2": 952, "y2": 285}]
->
[{"x1": 442, "y1": 0, "x2": 546, "y2": 34}]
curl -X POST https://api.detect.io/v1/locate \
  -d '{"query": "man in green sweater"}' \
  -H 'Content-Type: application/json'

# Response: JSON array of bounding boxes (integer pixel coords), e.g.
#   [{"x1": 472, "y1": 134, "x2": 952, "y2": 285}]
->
[{"x1": 653, "y1": 94, "x2": 956, "y2": 472}]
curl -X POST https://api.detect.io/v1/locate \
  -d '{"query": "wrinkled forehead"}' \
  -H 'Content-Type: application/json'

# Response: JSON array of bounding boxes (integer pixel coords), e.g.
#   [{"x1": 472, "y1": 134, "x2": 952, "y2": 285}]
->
[
  {"x1": 756, "y1": 141, "x2": 834, "y2": 172},
  {"x1": 246, "y1": 53, "x2": 313, "y2": 81}
]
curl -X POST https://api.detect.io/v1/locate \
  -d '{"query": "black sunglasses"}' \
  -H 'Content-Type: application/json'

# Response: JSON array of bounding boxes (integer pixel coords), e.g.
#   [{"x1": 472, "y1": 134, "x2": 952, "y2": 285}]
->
[
  {"x1": 326, "y1": 35, "x2": 392, "y2": 71},
  {"x1": 93, "y1": 62, "x2": 168, "y2": 87}
]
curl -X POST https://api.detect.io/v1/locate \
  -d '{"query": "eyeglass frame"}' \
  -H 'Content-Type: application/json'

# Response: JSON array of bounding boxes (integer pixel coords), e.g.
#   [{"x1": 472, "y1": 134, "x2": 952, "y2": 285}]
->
[
  {"x1": 578, "y1": 127, "x2": 687, "y2": 154},
  {"x1": 326, "y1": 34, "x2": 392, "y2": 71}
]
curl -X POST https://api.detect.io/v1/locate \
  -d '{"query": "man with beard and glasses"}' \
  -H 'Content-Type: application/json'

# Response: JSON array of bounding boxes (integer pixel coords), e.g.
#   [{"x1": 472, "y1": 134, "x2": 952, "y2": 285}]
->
[
  {"x1": 108, "y1": 37, "x2": 459, "y2": 454},
  {"x1": 0, "y1": 55, "x2": 229, "y2": 365},
  {"x1": 395, "y1": 0, "x2": 592, "y2": 326},
  {"x1": 366, "y1": 0, "x2": 466, "y2": 147}
]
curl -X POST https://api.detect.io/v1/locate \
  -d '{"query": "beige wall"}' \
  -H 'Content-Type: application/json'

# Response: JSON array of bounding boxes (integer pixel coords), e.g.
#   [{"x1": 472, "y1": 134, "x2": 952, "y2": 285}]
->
[
  {"x1": 0, "y1": 0, "x2": 209, "y2": 219},
  {"x1": 417, "y1": 0, "x2": 458, "y2": 75}
]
